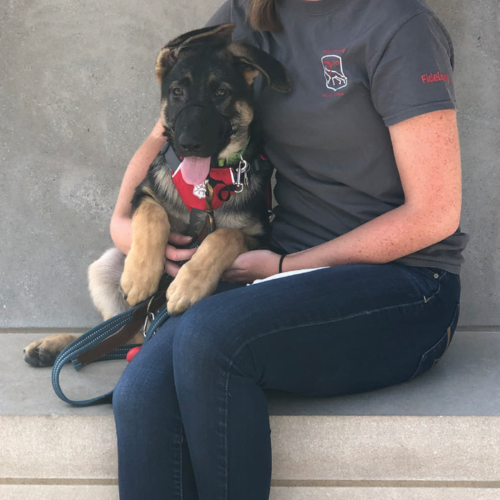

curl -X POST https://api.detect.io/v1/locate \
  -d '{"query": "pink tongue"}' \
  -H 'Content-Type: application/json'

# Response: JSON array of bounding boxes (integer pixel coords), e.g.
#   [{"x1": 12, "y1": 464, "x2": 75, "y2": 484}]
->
[{"x1": 180, "y1": 157, "x2": 211, "y2": 185}]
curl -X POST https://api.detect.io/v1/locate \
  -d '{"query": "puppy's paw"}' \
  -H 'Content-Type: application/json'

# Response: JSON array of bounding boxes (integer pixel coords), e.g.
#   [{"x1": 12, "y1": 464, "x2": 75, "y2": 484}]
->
[
  {"x1": 121, "y1": 252, "x2": 164, "y2": 306},
  {"x1": 23, "y1": 334, "x2": 77, "y2": 367},
  {"x1": 166, "y1": 264, "x2": 220, "y2": 315}
]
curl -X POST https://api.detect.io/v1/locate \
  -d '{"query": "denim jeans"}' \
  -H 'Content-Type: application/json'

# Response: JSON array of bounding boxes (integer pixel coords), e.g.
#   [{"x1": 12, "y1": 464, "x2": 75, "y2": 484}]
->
[{"x1": 113, "y1": 263, "x2": 460, "y2": 500}]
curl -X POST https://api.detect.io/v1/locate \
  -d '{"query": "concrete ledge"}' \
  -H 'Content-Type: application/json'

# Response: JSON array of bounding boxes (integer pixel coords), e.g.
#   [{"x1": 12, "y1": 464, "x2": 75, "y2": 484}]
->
[
  {"x1": 2, "y1": 485, "x2": 500, "y2": 500},
  {"x1": 2, "y1": 330, "x2": 500, "y2": 497},
  {"x1": 269, "y1": 487, "x2": 500, "y2": 500},
  {"x1": 2, "y1": 414, "x2": 500, "y2": 482},
  {"x1": 0, "y1": 485, "x2": 118, "y2": 500}
]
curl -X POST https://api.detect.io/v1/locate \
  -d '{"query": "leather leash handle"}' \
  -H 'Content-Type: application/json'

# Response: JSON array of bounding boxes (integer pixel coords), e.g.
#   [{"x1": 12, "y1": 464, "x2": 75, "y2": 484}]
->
[
  {"x1": 76, "y1": 275, "x2": 172, "y2": 365},
  {"x1": 76, "y1": 287, "x2": 168, "y2": 366}
]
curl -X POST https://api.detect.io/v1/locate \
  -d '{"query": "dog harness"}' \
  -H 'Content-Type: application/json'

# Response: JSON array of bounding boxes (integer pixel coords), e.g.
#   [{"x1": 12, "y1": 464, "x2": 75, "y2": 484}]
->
[
  {"x1": 161, "y1": 140, "x2": 271, "y2": 243},
  {"x1": 171, "y1": 163, "x2": 242, "y2": 212},
  {"x1": 162, "y1": 140, "x2": 250, "y2": 209}
]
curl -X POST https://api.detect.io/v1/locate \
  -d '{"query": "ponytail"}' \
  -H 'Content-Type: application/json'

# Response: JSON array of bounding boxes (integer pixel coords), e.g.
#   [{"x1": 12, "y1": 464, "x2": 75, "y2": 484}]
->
[{"x1": 246, "y1": 0, "x2": 283, "y2": 32}]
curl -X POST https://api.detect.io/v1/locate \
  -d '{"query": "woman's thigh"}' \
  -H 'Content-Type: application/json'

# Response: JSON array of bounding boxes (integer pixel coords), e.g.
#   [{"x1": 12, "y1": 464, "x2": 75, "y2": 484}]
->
[{"x1": 174, "y1": 264, "x2": 461, "y2": 397}]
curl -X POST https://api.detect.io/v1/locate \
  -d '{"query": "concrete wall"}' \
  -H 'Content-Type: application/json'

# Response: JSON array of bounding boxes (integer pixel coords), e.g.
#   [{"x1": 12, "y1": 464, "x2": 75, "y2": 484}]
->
[{"x1": 0, "y1": 0, "x2": 498, "y2": 328}]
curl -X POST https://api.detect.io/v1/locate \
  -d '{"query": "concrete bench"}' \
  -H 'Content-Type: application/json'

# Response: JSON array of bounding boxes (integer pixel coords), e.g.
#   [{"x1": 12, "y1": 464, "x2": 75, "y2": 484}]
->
[{"x1": 2, "y1": 329, "x2": 500, "y2": 499}]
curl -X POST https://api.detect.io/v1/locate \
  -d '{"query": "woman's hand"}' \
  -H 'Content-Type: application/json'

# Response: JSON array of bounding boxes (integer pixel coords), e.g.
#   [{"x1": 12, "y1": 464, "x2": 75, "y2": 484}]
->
[
  {"x1": 222, "y1": 250, "x2": 282, "y2": 283},
  {"x1": 164, "y1": 233, "x2": 197, "y2": 278}
]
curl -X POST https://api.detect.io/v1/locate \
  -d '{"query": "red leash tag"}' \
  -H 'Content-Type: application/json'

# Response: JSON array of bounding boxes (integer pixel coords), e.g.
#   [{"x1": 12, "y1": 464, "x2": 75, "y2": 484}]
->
[{"x1": 126, "y1": 346, "x2": 142, "y2": 363}]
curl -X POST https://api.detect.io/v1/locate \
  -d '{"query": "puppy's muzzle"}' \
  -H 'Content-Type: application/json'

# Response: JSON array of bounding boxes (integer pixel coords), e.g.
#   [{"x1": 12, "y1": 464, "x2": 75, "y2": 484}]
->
[{"x1": 173, "y1": 102, "x2": 232, "y2": 158}]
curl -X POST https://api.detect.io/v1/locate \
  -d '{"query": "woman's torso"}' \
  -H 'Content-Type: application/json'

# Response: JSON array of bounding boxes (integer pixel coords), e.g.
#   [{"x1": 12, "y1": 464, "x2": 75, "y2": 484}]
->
[{"x1": 209, "y1": 0, "x2": 469, "y2": 273}]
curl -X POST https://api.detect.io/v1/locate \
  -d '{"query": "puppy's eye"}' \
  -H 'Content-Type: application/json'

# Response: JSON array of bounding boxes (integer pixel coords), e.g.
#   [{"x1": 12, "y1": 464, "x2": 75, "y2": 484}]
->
[
  {"x1": 215, "y1": 88, "x2": 227, "y2": 97},
  {"x1": 172, "y1": 87, "x2": 184, "y2": 96}
]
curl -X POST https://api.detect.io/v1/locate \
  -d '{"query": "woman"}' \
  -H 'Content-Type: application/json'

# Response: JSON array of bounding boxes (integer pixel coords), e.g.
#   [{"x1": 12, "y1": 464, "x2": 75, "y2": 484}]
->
[{"x1": 112, "y1": 0, "x2": 468, "y2": 498}]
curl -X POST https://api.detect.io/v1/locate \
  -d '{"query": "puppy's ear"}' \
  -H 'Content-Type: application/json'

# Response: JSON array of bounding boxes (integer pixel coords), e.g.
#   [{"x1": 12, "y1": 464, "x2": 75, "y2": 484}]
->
[
  {"x1": 229, "y1": 42, "x2": 292, "y2": 93},
  {"x1": 155, "y1": 23, "x2": 235, "y2": 82}
]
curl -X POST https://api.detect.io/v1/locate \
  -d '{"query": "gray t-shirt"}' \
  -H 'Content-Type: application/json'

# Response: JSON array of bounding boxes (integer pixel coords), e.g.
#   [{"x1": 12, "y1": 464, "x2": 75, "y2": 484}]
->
[{"x1": 209, "y1": 0, "x2": 469, "y2": 274}]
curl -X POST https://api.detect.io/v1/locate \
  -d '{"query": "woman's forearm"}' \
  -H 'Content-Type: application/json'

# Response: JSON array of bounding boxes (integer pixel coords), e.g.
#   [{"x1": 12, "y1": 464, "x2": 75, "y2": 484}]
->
[
  {"x1": 110, "y1": 216, "x2": 134, "y2": 255},
  {"x1": 282, "y1": 202, "x2": 459, "y2": 272},
  {"x1": 283, "y1": 110, "x2": 462, "y2": 273},
  {"x1": 222, "y1": 200, "x2": 460, "y2": 284},
  {"x1": 110, "y1": 119, "x2": 166, "y2": 254}
]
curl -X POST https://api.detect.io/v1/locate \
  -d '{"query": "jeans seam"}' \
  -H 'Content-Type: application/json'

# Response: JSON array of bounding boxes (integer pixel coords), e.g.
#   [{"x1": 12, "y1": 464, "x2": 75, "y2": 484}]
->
[
  {"x1": 179, "y1": 421, "x2": 184, "y2": 500},
  {"x1": 227, "y1": 290, "x2": 441, "y2": 371},
  {"x1": 220, "y1": 289, "x2": 444, "y2": 498},
  {"x1": 408, "y1": 300, "x2": 460, "y2": 380},
  {"x1": 223, "y1": 372, "x2": 229, "y2": 500}
]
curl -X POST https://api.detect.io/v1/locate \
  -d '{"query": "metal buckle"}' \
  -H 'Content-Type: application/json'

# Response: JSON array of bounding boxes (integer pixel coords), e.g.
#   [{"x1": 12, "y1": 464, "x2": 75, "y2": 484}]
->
[{"x1": 234, "y1": 156, "x2": 249, "y2": 193}]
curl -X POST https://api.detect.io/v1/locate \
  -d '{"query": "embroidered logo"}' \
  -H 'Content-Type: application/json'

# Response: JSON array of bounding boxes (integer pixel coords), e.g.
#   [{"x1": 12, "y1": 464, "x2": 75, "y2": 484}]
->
[
  {"x1": 421, "y1": 72, "x2": 449, "y2": 84},
  {"x1": 193, "y1": 183, "x2": 207, "y2": 199},
  {"x1": 321, "y1": 55, "x2": 348, "y2": 92}
]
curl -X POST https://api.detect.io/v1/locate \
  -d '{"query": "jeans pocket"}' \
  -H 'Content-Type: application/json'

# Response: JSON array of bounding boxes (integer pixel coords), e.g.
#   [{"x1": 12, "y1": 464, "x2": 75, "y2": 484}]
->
[{"x1": 409, "y1": 302, "x2": 460, "y2": 381}]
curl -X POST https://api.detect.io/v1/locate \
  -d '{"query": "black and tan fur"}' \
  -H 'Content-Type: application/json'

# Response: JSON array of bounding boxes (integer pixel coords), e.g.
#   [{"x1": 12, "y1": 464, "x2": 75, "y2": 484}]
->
[{"x1": 24, "y1": 23, "x2": 291, "y2": 368}]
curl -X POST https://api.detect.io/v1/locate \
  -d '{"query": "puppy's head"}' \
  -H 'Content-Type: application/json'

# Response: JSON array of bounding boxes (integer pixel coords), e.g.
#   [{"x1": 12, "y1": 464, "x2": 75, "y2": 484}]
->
[{"x1": 155, "y1": 24, "x2": 291, "y2": 185}]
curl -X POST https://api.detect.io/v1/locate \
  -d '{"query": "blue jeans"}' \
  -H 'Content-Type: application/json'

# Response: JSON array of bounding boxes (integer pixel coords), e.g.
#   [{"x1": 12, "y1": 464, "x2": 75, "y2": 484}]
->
[{"x1": 113, "y1": 263, "x2": 460, "y2": 500}]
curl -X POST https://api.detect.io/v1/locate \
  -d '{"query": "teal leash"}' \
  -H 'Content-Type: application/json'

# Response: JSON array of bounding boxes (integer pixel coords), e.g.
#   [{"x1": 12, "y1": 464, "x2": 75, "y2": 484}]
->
[{"x1": 52, "y1": 297, "x2": 170, "y2": 407}]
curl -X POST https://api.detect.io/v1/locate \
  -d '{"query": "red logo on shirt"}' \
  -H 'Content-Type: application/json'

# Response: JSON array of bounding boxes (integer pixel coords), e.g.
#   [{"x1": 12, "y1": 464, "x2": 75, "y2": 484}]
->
[
  {"x1": 421, "y1": 72, "x2": 449, "y2": 84},
  {"x1": 321, "y1": 49, "x2": 348, "y2": 97},
  {"x1": 323, "y1": 49, "x2": 346, "y2": 54},
  {"x1": 322, "y1": 54, "x2": 348, "y2": 92}
]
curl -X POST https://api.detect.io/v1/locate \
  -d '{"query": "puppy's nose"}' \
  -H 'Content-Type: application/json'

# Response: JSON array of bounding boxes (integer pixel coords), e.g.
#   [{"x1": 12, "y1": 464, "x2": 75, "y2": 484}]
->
[{"x1": 178, "y1": 134, "x2": 202, "y2": 153}]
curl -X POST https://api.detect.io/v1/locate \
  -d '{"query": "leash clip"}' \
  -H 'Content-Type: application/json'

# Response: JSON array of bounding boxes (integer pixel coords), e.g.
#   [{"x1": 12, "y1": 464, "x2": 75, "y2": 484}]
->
[
  {"x1": 235, "y1": 156, "x2": 249, "y2": 193},
  {"x1": 142, "y1": 294, "x2": 157, "y2": 337},
  {"x1": 142, "y1": 312, "x2": 155, "y2": 338}
]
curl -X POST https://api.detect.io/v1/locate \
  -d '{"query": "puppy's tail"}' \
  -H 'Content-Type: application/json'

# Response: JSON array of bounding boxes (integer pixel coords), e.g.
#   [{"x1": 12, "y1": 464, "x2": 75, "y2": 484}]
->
[{"x1": 88, "y1": 248, "x2": 129, "y2": 320}]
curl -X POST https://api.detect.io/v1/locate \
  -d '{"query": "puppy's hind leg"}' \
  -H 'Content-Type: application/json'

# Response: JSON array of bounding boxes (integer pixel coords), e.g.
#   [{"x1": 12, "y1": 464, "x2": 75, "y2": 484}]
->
[
  {"x1": 24, "y1": 334, "x2": 78, "y2": 368},
  {"x1": 23, "y1": 248, "x2": 129, "y2": 367},
  {"x1": 88, "y1": 247, "x2": 129, "y2": 320}
]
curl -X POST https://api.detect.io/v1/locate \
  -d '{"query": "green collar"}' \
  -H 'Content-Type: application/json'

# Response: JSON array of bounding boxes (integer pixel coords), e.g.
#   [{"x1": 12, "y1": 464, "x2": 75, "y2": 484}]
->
[{"x1": 218, "y1": 137, "x2": 250, "y2": 167}]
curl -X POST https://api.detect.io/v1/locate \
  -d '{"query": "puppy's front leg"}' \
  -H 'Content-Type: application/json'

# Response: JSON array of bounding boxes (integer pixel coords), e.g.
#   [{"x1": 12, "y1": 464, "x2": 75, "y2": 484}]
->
[
  {"x1": 167, "y1": 228, "x2": 252, "y2": 314},
  {"x1": 121, "y1": 198, "x2": 170, "y2": 306}
]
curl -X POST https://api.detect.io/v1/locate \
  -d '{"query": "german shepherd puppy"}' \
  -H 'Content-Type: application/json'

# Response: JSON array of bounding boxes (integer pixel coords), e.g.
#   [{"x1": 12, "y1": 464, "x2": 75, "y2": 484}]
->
[{"x1": 23, "y1": 23, "x2": 291, "y2": 367}]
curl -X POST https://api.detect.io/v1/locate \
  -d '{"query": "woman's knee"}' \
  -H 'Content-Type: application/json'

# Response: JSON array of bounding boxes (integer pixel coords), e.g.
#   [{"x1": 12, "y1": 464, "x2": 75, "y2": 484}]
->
[
  {"x1": 113, "y1": 324, "x2": 178, "y2": 421},
  {"x1": 112, "y1": 368, "x2": 141, "y2": 422},
  {"x1": 172, "y1": 300, "x2": 238, "y2": 379},
  {"x1": 172, "y1": 296, "x2": 262, "y2": 392}
]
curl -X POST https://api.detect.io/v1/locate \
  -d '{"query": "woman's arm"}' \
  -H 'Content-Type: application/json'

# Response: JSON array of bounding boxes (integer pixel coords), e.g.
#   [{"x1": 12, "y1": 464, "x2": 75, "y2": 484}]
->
[
  {"x1": 110, "y1": 118, "x2": 166, "y2": 254},
  {"x1": 110, "y1": 118, "x2": 196, "y2": 272},
  {"x1": 224, "y1": 109, "x2": 462, "y2": 281}
]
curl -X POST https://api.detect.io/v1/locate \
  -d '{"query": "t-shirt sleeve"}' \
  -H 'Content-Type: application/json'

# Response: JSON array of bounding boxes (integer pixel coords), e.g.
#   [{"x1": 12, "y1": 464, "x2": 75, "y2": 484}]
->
[
  {"x1": 370, "y1": 12, "x2": 456, "y2": 126},
  {"x1": 206, "y1": 0, "x2": 233, "y2": 26}
]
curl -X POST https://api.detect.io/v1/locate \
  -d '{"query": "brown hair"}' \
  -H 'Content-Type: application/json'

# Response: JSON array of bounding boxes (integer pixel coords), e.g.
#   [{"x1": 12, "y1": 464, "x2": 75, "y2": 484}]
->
[{"x1": 246, "y1": 0, "x2": 283, "y2": 32}]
